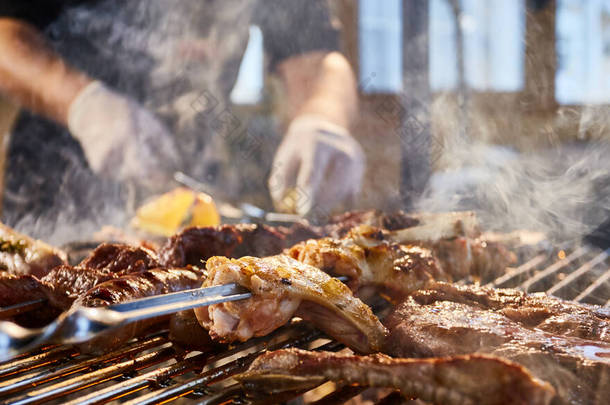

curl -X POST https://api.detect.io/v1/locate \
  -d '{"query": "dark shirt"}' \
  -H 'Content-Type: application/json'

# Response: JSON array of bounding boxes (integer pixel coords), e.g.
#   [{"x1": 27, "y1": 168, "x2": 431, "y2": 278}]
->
[{"x1": 0, "y1": 0, "x2": 339, "y2": 241}]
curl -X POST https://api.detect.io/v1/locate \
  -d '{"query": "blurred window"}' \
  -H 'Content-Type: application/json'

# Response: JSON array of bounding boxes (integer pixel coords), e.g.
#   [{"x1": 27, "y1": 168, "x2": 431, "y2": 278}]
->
[
  {"x1": 358, "y1": 0, "x2": 404, "y2": 94},
  {"x1": 556, "y1": 0, "x2": 610, "y2": 104},
  {"x1": 230, "y1": 25, "x2": 264, "y2": 105},
  {"x1": 429, "y1": 0, "x2": 525, "y2": 92}
]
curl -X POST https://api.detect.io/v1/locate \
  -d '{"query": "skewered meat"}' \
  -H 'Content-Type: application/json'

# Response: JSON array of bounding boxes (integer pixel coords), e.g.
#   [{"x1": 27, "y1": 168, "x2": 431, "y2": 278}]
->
[
  {"x1": 194, "y1": 255, "x2": 388, "y2": 353},
  {"x1": 159, "y1": 224, "x2": 285, "y2": 267},
  {"x1": 0, "y1": 223, "x2": 66, "y2": 277},
  {"x1": 384, "y1": 283, "x2": 610, "y2": 404},
  {"x1": 42, "y1": 243, "x2": 160, "y2": 301},
  {"x1": 73, "y1": 267, "x2": 204, "y2": 353},
  {"x1": 288, "y1": 232, "x2": 446, "y2": 301},
  {"x1": 0, "y1": 273, "x2": 68, "y2": 326},
  {"x1": 169, "y1": 310, "x2": 222, "y2": 352},
  {"x1": 235, "y1": 348, "x2": 555, "y2": 405},
  {"x1": 75, "y1": 267, "x2": 203, "y2": 308}
]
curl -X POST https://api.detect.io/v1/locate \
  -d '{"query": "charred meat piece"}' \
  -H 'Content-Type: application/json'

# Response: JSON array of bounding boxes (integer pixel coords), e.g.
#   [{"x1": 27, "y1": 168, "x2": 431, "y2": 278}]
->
[
  {"x1": 405, "y1": 282, "x2": 610, "y2": 343},
  {"x1": 323, "y1": 210, "x2": 421, "y2": 237},
  {"x1": 169, "y1": 310, "x2": 222, "y2": 352},
  {"x1": 78, "y1": 243, "x2": 159, "y2": 274},
  {"x1": 0, "y1": 223, "x2": 66, "y2": 277},
  {"x1": 194, "y1": 255, "x2": 388, "y2": 353},
  {"x1": 76, "y1": 267, "x2": 203, "y2": 308},
  {"x1": 42, "y1": 243, "x2": 160, "y2": 301},
  {"x1": 384, "y1": 283, "x2": 610, "y2": 405},
  {"x1": 288, "y1": 235, "x2": 446, "y2": 301},
  {"x1": 0, "y1": 273, "x2": 68, "y2": 326},
  {"x1": 235, "y1": 348, "x2": 555, "y2": 405},
  {"x1": 159, "y1": 224, "x2": 286, "y2": 267},
  {"x1": 73, "y1": 267, "x2": 204, "y2": 353}
]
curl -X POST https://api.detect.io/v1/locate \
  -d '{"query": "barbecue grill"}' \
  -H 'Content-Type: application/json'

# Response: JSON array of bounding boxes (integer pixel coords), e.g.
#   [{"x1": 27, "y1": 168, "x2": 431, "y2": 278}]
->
[{"x1": 0, "y1": 243, "x2": 608, "y2": 404}]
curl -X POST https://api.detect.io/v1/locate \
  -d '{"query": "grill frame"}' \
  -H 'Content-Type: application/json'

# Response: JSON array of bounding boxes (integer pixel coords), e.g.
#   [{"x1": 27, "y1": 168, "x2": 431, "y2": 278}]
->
[{"x1": 1, "y1": 244, "x2": 609, "y2": 405}]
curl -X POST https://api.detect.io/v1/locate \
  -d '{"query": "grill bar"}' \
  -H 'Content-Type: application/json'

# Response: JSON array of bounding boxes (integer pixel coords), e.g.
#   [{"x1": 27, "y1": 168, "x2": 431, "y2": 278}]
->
[
  {"x1": 0, "y1": 334, "x2": 168, "y2": 397},
  {"x1": 546, "y1": 249, "x2": 609, "y2": 297},
  {"x1": 0, "y1": 346, "x2": 76, "y2": 379},
  {"x1": 574, "y1": 267, "x2": 610, "y2": 303},
  {"x1": 520, "y1": 247, "x2": 589, "y2": 292},
  {"x1": 488, "y1": 253, "x2": 548, "y2": 288},
  {"x1": 4, "y1": 346, "x2": 175, "y2": 405}
]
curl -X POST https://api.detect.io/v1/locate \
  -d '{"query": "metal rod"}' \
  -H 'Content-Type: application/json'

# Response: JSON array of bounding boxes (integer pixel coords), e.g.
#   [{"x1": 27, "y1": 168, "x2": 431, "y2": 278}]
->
[
  {"x1": 124, "y1": 326, "x2": 322, "y2": 405},
  {"x1": 0, "y1": 300, "x2": 46, "y2": 320},
  {"x1": 574, "y1": 267, "x2": 610, "y2": 303},
  {"x1": 0, "y1": 334, "x2": 167, "y2": 397},
  {"x1": 520, "y1": 247, "x2": 589, "y2": 292},
  {"x1": 546, "y1": 250, "x2": 609, "y2": 296},
  {"x1": 487, "y1": 253, "x2": 548, "y2": 288},
  {"x1": 0, "y1": 346, "x2": 75, "y2": 379},
  {"x1": 3, "y1": 347, "x2": 175, "y2": 405}
]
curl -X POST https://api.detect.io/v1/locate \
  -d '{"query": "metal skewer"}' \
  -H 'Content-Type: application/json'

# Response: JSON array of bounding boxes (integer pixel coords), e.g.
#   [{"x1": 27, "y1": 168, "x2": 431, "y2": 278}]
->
[{"x1": 0, "y1": 276, "x2": 348, "y2": 360}]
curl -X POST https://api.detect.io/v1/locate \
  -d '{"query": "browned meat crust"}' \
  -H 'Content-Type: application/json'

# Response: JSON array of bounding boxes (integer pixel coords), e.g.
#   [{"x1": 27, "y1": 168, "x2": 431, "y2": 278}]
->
[
  {"x1": 384, "y1": 283, "x2": 610, "y2": 404},
  {"x1": 235, "y1": 348, "x2": 555, "y2": 405},
  {"x1": 194, "y1": 255, "x2": 387, "y2": 353},
  {"x1": 72, "y1": 267, "x2": 204, "y2": 354},
  {"x1": 0, "y1": 223, "x2": 66, "y2": 277},
  {"x1": 42, "y1": 243, "x2": 160, "y2": 301},
  {"x1": 159, "y1": 224, "x2": 286, "y2": 267},
  {"x1": 169, "y1": 310, "x2": 222, "y2": 352},
  {"x1": 78, "y1": 243, "x2": 159, "y2": 273},
  {"x1": 0, "y1": 273, "x2": 67, "y2": 326},
  {"x1": 75, "y1": 267, "x2": 203, "y2": 308},
  {"x1": 288, "y1": 236, "x2": 446, "y2": 301}
]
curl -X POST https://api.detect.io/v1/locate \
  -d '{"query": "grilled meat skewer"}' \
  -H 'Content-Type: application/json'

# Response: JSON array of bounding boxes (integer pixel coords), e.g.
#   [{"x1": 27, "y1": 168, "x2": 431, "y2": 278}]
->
[
  {"x1": 194, "y1": 254, "x2": 388, "y2": 353},
  {"x1": 236, "y1": 348, "x2": 555, "y2": 405}
]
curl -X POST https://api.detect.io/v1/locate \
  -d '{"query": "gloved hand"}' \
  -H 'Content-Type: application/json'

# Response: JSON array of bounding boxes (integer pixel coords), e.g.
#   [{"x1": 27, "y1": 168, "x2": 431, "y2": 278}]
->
[
  {"x1": 269, "y1": 115, "x2": 365, "y2": 216},
  {"x1": 68, "y1": 81, "x2": 180, "y2": 189}
]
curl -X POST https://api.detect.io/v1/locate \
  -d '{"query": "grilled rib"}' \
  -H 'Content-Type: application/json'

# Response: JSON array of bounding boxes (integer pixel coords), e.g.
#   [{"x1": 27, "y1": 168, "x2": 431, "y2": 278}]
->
[
  {"x1": 235, "y1": 348, "x2": 555, "y2": 405},
  {"x1": 384, "y1": 282, "x2": 610, "y2": 405},
  {"x1": 194, "y1": 255, "x2": 388, "y2": 353}
]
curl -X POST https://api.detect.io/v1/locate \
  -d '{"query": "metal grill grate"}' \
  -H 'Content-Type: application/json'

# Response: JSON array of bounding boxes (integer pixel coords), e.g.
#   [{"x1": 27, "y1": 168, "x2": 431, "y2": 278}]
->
[{"x1": 1, "y1": 245, "x2": 609, "y2": 404}]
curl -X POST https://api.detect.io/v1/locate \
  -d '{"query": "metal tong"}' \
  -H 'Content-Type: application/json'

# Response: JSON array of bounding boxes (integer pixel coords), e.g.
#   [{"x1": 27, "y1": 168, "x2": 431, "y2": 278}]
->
[
  {"x1": 0, "y1": 275, "x2": 349, "y2": 360},
  {"x1": 0, "y1": 283, "x2": 251, "y2": 360}
]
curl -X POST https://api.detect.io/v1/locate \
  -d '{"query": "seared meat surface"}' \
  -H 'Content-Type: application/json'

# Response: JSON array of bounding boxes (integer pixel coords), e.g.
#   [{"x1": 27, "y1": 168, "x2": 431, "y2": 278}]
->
[
  {"x1": 42, "y1": 243, "x2": 160, "y2": 301},
  {"x1": 0, "y1": 223, "x2": 66, "y2": 277},
  {"x1": 288, "y1": 233, "x2": 446, "y2": 301},
  {"x1": 75, "y1": 267, "x2": 203, "y2": 308},
  {"x1": 235, "y1": 348, "x2": 555, "y2": 405},
  {"x1": 194, "y1": 255, "x2": 387, "y2": 353},
  {"x1": 384, "y1": 283, "x2": 610, "y2": 404},
  {"x1": 159, "y1": 224, "x2": 285, "y2": 267}
]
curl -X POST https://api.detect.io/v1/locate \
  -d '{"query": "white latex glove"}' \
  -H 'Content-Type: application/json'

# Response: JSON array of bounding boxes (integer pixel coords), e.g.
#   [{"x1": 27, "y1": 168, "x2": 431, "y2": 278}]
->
[
  {"x1": 269, "y1": 115, "x2": 365, "y2": 216},
  {"x1": 68, "y1": 81, "x2": 180, "y2": 189}
]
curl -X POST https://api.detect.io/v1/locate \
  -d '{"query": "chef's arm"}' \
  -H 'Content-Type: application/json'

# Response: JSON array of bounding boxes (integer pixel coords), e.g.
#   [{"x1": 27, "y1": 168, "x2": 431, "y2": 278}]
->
[
  {"x1": 276, "y1": 51, "x2": 357, "y2": 129},
  {"x1": 0, "y1": 18, "x2": 92, "y2": 125}
]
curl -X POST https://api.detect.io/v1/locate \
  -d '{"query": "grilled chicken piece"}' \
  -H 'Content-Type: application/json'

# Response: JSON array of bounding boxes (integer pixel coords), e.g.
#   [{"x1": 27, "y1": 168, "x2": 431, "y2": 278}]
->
[
  {"x1": 288, "y1": 234, "x2": 446, "y2": 301},
  {"x1": 159, "y1": 224, "x2": 286, "y2": 267},
  {"x1": 0, "y1": 223, "x2": 66, "y2": 277},
  {"x1": 349, "y1": 225, "x2": 516, "y2": 283},
  {"x1": 384, "y1": 283, "x2": 610, "y2": 405},
  {"x1": 42, "y1": 243, "x2": 160, "y2": 301},
  {"x1": 194, "y1": 255, "x2": 387, "y2": 353},
  {"x1": 235, "y1": 348, "x2": 555, "y2": 405}
]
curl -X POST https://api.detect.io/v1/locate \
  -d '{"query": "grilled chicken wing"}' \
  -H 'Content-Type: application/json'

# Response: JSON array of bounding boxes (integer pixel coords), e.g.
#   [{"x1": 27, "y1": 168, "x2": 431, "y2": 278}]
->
[
  {"x1": 194, "y1": 255, "x2": 387, "y2": 353},
  {"x1": 235, "y1": 348, "x2": 555, "y2": 405}
]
